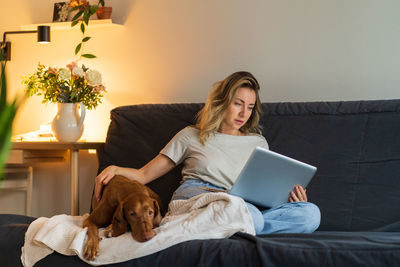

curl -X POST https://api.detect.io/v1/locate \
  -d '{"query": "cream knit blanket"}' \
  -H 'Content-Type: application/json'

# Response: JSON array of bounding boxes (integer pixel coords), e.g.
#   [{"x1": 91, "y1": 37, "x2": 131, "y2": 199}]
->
[{"x1": 21, "y1": 192, "x2": 255, "y2": 266}]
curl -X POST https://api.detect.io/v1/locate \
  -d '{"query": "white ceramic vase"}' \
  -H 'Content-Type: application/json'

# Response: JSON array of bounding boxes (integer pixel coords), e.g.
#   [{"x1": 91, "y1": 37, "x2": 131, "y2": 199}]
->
[{"x1": 51, "y1": 103, "x2": 86, "y2": 142}]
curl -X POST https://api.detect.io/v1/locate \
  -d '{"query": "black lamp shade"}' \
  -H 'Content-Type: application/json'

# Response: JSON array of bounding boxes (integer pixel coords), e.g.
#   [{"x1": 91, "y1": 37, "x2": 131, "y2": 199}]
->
[{"x1": 37, "y1": 26, "x2": 50, "y2": 43}]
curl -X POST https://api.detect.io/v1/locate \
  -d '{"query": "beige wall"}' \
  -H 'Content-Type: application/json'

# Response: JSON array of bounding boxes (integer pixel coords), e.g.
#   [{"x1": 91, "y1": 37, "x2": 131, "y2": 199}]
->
[{"x1": 1, "y1": 0, "x2": 400, "y2": 216}]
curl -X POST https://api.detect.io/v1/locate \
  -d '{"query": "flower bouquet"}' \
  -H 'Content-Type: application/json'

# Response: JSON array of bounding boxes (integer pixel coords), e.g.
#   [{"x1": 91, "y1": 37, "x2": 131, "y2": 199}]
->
[{"x1": 22, "y1": 62, "x2": 106, "y2": 110}]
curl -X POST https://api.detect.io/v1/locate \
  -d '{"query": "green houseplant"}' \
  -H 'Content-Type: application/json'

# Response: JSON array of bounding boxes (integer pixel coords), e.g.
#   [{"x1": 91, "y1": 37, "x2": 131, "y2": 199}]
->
[
  {"x1": 69, "y1": 0, "x2": 98, "y2": 59},
  {"x1": 0, "y1": 51, "x2": 19, "y2": 181},
  {"x1": 68, "y1": 0, "x2": 112, "y2": 59},
  {"x1": 96, "y1": 0, "x2": 112, "y2": 19}
]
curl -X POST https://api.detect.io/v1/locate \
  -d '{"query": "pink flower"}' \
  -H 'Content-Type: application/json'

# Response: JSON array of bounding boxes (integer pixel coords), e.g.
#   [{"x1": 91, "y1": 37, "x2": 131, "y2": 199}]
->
[{"x1": 66, "y1": 62, "x2": 78, "y2": 71}]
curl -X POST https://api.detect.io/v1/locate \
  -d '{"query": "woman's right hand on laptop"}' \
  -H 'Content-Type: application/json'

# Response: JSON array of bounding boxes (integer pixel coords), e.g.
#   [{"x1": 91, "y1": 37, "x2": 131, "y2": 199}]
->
[{"x1": 289, "y1": 185, "x2": 307, "y2": 202}]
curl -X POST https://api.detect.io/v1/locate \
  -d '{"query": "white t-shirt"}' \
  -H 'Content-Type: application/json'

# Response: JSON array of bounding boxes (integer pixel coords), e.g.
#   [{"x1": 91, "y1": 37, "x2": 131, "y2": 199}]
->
[{"x1": 160, "y1": 126, "x2": 269, "y2": 190}]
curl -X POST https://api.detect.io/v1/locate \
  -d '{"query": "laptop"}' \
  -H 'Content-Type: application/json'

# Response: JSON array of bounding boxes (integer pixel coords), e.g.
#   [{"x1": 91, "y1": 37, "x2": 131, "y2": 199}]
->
[{"x1": 229, "y1": 146, "x2": 317, "y2": 208}]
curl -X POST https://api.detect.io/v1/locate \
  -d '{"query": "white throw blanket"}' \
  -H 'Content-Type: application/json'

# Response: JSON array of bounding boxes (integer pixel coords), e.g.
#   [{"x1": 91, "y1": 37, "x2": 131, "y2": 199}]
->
[{"x1": 21, "y1": 192, "x2": 255, "y2": 266}]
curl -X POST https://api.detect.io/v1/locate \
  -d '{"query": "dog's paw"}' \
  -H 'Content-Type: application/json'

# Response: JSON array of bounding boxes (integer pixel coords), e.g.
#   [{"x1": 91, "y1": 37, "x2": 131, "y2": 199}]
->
[
  {"x1": 103, "y1": 224, "x2": 114, "y2": 238},
  {"x1": 83, "y1": 238, "x2": 100, "y2": 261}
]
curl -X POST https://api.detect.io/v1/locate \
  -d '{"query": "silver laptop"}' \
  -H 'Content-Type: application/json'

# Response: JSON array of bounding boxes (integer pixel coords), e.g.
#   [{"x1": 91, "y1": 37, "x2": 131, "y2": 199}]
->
[{"x1": 229, "y1": 146, "x2": 317, "y2": 208}]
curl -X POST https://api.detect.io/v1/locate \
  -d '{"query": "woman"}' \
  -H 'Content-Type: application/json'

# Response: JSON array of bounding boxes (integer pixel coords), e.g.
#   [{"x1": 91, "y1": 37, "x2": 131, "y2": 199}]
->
[{"x1": 95, "y1": 71, "x2": 321, "y2": 234}]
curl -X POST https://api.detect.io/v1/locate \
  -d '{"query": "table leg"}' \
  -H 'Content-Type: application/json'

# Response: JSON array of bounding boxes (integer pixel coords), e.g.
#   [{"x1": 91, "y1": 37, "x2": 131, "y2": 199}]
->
[{"x1": 70, "y1": 148, "x2": 79, "y2": 215}]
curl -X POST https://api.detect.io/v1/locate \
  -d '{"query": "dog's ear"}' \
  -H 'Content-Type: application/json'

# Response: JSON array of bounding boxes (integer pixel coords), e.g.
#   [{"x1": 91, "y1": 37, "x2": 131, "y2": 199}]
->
[
  {"x1": 152, "y1": 199, "x2": 162, "y2": 227},
  {"x1": 112, "y1": 202, "x2": 128, "y2": 237},
  {"x1": 147, "y1": 188, "x2": 165, "y2": 215}
]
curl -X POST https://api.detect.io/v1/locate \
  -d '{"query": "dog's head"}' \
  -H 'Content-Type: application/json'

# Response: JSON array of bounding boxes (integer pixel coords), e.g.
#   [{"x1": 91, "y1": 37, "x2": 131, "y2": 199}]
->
[{"x1": 112, "y1": 193, "x2": 162, "y2": 242}]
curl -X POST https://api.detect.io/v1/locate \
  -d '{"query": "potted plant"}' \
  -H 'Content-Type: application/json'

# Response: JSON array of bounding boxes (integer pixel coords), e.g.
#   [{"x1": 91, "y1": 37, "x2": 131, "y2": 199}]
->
[
  {"x1": 69, "y1": 0, "x2": 112, "y2": 59},
  {"x1": 96, "y1": 0, "x2": 112, "y2": 19},
  {"x1": 0, "y1": 52, "x2": 19, "y2": 182},
  {"x1": 69, "y1": 0, "x2": 98, "y2": 59}
]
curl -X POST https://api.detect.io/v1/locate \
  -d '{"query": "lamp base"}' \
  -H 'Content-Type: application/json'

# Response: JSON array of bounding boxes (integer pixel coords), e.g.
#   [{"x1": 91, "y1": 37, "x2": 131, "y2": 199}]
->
[{"x1": 0, "y1": 42, "x2": 11, "y2": 61}]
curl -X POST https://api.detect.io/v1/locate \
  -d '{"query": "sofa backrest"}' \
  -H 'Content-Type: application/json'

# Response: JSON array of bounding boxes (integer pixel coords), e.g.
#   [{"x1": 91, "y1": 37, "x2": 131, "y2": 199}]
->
[
  {"x1": 98, "y1": 104, "x2": 203, "y2": 213},
  {"x1": 98, "y1": 100, "x2": 400, "y2": 231}
]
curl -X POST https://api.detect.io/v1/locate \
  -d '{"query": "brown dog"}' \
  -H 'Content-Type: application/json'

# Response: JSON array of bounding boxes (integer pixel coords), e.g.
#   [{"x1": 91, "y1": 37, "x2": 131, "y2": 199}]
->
[{"x1": 83, "y1": 175, "x2": 163, "y2": 261}]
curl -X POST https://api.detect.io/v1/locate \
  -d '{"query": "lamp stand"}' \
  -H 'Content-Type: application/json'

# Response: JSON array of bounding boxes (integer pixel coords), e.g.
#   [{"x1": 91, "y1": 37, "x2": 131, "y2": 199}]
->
[{"x1": 1, "y1": 26, "x2": 50, "y2": 61}]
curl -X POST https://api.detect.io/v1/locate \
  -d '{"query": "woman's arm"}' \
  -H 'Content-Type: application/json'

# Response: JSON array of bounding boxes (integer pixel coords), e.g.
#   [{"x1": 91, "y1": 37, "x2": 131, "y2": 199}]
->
[{"x1": 94, "y1": 154, "x2": 176, "y2": 200}]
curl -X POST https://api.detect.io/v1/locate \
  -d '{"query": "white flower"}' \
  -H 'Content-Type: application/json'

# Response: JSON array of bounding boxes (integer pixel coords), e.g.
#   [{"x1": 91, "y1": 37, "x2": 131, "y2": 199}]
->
[
  {"x1": 72, "y1": 67, "x2": 85, "y2": 77},
  {"x1": 86, "y1": 69, "x2": 102, "y2": 86},
  {"x1": 58, "y1": 68, "x2": 71, "y2": 80}
]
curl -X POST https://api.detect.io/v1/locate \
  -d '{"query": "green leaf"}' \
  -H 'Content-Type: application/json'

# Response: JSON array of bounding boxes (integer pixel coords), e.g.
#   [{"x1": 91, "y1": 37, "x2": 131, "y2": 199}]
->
[
  {"x1": 90, "y1": 5, "x2": 98, "y2": 15},
  {"x1": 71, "y1": 20, "x2": 79, "y2": 27},
  {"x1": 0, "y1": 101, "x2": 17, "y2": 181},
  {"x1": 81, "y1": 54, "x2": 96, "y2": 59},
  {"x1": 83, "y1": 11, "x2": 90, "y2": 26},
  {"x1": 70, "y1": 6, "x2": 81, "y2": 11},
  {"x1": 75, "y1": 43, "x2": 82, "y2": 55},
  {"x1": 80, "y1": 23, "x2": 85, "y2": 34},
  {"x1": 0, "y1": 102, "x2": 16, "y2": 142},
  {"x1": 71, "y1": 10, "x2": 84, "y2": 21},
  {"x1": 82, "y1": 37, "x2": 91, "y2": 42},
  {"x1": 0, "y1": 62, "x2": 6, "y2": 108}
]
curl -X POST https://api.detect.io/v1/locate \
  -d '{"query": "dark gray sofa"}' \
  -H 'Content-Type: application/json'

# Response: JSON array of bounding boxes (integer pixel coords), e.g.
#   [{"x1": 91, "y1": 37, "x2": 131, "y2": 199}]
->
[{"x1": 1, "y1": 100, "x2": 400, "y2": 266}]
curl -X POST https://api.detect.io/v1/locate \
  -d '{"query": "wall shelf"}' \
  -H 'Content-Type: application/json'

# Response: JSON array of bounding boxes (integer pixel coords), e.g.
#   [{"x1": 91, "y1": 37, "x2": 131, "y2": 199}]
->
[{"x1": 21, "y1": 19, "x2": 122, "y2": 31}]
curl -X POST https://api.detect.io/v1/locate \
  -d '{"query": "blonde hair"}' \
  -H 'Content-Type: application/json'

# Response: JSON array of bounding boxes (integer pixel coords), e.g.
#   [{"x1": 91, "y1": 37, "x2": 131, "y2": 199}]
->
[{"x1": 195, "y1": 71, "x2": 263, "y2": 145}]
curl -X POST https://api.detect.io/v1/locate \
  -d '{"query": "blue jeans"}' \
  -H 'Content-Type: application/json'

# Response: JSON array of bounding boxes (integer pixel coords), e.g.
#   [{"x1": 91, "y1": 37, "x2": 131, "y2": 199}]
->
[{"x1": 171, "y1": 179, "x2": 321, "y2": 235}]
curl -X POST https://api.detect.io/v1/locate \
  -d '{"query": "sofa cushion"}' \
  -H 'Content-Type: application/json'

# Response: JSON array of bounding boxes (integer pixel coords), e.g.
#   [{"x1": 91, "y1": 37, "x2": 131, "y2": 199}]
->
[{"x1": 261, "y1": 100, "x2": 400, "y2": 231}]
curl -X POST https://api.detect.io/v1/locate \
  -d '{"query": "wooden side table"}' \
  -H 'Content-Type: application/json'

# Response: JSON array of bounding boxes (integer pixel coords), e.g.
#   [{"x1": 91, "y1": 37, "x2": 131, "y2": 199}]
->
[
  {"x1": 10, "y1": 141, "x2": 104, "y2": 216},
  {"x1": 1, "y1": 164, "x2": 33, "y2": 216}
]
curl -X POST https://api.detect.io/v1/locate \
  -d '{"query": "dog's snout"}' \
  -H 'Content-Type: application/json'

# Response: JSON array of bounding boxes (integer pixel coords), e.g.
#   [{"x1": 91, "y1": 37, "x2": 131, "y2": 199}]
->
[
  {"x1": 144, "y1": 230, "x2": 156, "y2": 241},
  {"x1": 142, "y1": 222, "x2": 155, "y2": 240},
  {"x1": 132, "y1": 229, "x2": 156, "y2": 242}
]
